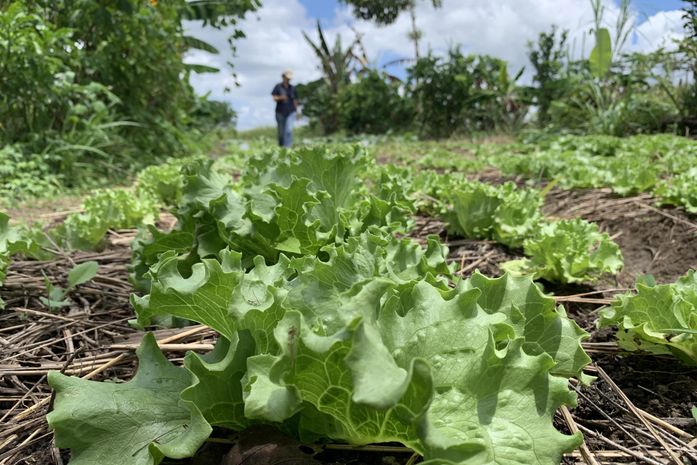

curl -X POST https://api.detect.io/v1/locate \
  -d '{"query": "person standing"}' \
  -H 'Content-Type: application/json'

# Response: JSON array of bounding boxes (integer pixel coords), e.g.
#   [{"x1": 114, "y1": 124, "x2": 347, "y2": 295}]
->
[{"x1": 271, "y1": 70, "x2": 300, "y2": 147}]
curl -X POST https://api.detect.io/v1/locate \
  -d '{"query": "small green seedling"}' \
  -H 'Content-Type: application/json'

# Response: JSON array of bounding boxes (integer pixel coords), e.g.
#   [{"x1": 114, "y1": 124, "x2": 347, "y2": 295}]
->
[{"x1": 41, "y1": 261, "x2": 99, "y2": 310}]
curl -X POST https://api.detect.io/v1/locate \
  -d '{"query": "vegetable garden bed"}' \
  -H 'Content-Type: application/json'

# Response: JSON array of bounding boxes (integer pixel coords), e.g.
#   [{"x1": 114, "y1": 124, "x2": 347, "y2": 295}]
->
[{"x1": 0, "y1": 140, "x2": 696, "y2": 465}]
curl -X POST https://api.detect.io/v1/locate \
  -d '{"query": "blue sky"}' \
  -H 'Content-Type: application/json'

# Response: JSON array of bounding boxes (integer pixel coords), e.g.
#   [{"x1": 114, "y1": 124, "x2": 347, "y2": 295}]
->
[
  {"x1": 297, "y1": 0, "x2": 688, "y2": 21},
  {"x1": 185, "y1": 0, "x2": 690, "y2": 129}
]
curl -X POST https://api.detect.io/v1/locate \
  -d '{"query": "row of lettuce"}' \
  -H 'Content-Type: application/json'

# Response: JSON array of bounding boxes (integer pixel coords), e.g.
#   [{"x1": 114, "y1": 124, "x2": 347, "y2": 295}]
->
[
  {"x1": 0, "y1": 142, "x2": 694, "y2": 465},
  {"x1": 3, "y1": 147, "x2": 624, "y2": 287},
  {"x1": 383, "y1": 133, "x2": 697, "y2": 213}
]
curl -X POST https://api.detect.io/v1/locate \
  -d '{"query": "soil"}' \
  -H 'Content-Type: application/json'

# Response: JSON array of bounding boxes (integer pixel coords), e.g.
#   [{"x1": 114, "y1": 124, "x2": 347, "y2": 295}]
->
[
  {"x1": 543, "y1": 187, "x2": 697, "y2": 287},
  {"x1": 2, "y1": 195, "x2": 85, "y2": 226}
]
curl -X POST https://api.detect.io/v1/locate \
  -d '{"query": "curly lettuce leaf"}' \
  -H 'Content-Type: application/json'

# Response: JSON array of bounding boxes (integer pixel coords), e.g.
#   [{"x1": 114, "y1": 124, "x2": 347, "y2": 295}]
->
[
  {"x1": 48, "y1": 333, "x2": 211, "y2": 465},
  {"x1": 503, "y1": 219, "x2": 623, "y2": 284},
  {"x1": 446, "y1": 180, "x2": 542, "y2": 248},
  {"x1": 598, "y1": 270, "x2": 697, "y2": 365},
  {"x1": 463, "y1": 272, "x2": 591, "y2": 380},
  {"x1": 655, "y1": 168, "x2": 697, "y2": 214}
]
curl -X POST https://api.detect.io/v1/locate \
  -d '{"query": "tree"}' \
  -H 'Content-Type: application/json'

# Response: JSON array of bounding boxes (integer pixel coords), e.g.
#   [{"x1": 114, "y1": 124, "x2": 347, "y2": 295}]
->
[
  {"x1": 337, "y1": 70, "x2": 413, "y2": 134},
  {"x1": 409, "y1": 50, "x2": 525, "y2": 138},
  {"x1": 0, "y1": 0, "x2": 259, "y2": 190},
  {"x1": 527, "y1": 26, "x2": 569, "y2": 126},
  {"x1": 339, "y1": 0, "x2": 442, "y2": 60}
]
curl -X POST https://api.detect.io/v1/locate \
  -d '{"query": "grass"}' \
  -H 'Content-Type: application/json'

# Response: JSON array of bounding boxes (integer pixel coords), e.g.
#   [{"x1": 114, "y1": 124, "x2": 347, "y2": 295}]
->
[{"x1": 235, "y1": 123, "x2": 323, "y2": 141}]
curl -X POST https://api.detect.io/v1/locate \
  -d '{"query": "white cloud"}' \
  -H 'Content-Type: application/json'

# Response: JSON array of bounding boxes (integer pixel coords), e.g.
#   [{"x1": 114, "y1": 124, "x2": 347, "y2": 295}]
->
[
  {"x1": 184, "y1": 0, "x2": 687, "y2": 130},
  {"x1": 631, "y1": 10, "x2": 686, "y2": 52}
]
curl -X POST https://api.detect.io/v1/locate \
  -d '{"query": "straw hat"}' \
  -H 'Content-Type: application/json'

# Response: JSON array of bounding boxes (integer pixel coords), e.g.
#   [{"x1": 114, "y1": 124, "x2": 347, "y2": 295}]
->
[{"x1": 282, "y1": 70, "x2": 294, "y2": 79}]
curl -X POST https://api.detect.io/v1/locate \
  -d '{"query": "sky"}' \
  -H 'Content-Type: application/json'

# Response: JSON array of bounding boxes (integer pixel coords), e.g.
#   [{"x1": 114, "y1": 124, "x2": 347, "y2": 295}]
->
[{"x1": 183, "y1": 0, "x2": 690, "y2": 130}]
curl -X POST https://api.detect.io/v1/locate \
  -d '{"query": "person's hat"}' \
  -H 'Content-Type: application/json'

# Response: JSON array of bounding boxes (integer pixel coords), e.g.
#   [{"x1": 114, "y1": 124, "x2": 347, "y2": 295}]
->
[{"x1": 282, "y1": 70, "x2": 294, "y2": 79}]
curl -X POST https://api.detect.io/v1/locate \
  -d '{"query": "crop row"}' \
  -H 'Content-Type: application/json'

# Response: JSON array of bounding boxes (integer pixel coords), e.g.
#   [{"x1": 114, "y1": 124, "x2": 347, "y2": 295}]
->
[{"x1": 0, "y1": 141, "x2": 694, "y2": 465}]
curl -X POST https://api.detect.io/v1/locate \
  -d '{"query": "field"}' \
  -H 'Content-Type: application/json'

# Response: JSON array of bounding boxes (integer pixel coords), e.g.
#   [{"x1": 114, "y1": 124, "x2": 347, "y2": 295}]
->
[{"x1": 0, "y1": 134, "x2": 695, "y2": 465}]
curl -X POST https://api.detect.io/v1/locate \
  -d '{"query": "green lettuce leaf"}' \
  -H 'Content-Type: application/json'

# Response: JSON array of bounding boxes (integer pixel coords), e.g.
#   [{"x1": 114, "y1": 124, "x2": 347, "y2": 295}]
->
[
  {"x1": 655, "y1": 168, "x2": 697, "y2": 214},
  {"x1": 182, "y1": 331, "x2": 255, "y2": 429},
  {"x1": 48, "y1": 333, "x2": 211, "y2": 465},
  {"x1": 503, "y1": 219, "x2": 623, "y2": 284},
  {"x1": 598, "y1": 270, "x2": 697, "y2": 365},
  {"x1": 445, "y1": 179, "x2": 542, "y2": 248},
  {"x1": 463, "y1": 272, "x2": 591, "y2": 380}
]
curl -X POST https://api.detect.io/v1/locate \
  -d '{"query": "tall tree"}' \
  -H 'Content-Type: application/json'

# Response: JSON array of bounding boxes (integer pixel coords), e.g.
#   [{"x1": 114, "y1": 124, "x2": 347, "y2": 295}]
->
[{"x1": 339, "y1": 0, "x2": 442, "y2": 61}]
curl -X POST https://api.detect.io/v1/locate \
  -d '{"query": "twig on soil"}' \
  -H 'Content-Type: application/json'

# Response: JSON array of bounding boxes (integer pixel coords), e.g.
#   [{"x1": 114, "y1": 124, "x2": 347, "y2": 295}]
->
[
  {"x1": 455, "y1": 251, "x2": 495, "y2": 275},
  {"x1": 110, "y1": 342, "x2": 214, "y2": 351},
  {"x1": 634, "y1": 201, "x2": 697, "y2": 230},
  {"x1": 596, "y1": 365, "x2": 686, "y2": 465},
  {"x1": 572, "y1": 387, "x2": 656, "y2": 458},
  {"x1": 323, "y1": 444, "x2": 413, "y2": 453},
  {"x1": 560, "y1": 405, "x2": 600, "y2": 465},
  {"x1": 575, "y1": 423, "x2": 665, "y2": 465},
  {"x1": 554, "y1": 296, "x2": 613, "y2": 305}
]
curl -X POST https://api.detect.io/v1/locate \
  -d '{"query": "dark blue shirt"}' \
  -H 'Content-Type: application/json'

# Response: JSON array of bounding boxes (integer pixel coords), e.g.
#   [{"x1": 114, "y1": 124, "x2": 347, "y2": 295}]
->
[{"x1": 272, "y1": 83, "x2": 298, "y2": 116}]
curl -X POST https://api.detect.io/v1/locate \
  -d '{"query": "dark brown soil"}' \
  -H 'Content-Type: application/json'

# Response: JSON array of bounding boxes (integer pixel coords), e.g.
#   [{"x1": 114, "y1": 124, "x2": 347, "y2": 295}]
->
[{"x1": 544, "y1": 188, "x2": 697, "y2": 287}]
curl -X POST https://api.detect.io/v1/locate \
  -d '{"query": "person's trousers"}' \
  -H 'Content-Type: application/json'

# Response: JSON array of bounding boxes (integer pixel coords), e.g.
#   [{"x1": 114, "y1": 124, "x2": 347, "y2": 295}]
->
[{"x1": 275, "y1": 112, "x2": 296, "y2": 147}]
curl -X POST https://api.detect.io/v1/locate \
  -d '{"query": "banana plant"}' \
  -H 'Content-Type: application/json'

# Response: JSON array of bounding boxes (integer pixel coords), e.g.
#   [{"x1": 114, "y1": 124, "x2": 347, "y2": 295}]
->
[
  {"x1": 302, "y1": 21, "x2": 363, "y2": 96},
  {"x1": 588, "y1": 0, "x2": 632, "y2": 79},
  {"x1": 589, "y1": 27, "x2": 612, "y2": 79}
]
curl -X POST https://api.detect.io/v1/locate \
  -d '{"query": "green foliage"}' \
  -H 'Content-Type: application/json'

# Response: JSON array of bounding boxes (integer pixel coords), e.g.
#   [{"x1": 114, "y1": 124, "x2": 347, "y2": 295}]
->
[
  {"x1": 48, "y1": 333, "x2": 211, "y2": 465},
  {"x1": 136, "y1": 156, "x2": 205, "y2": 207},
  {"x1": 338, "y1": 0, "x2": 442, "y2": 24},
  {"x1": 445, "y1": 179, "x2": 543, "y2": 248},
  {"x1": 546, "y1": 66, "x2": 680, "y2": 137},
  {"x1": 61, "y1": 228, "x2": 588, "y2": 465},
  {"x1": 296, "y1": 78, "x2": 342, "y2": 135},
  {"x1": 300, "y1": 21, "x2": 364, "y2": 135},
  {"x1": 0, "y1": 145, "x2": 62, "y2": 198},
  {"x1": 44, "y1": 142, "x2": 602, "y2": 464},
  {"x1": 131, "y1": 145, "x2": 414, "y2": 287},
  {"x1": 338, "y1": 71, "x2": 413, "y2": 134},
  {"x1": 189, "y1": 96, "x2": 237, "y2": 131},
  {"x1": 410, "y1": 50, "x2": 528, "y2": 138},
  {"x1": 504, "y1": 219, "x2": 623, "y2": 284},
  {"x1": 54, "y1": 189, "x2": 159, "y2": 250},
  {"x1": 680, "y1": 1, "x2": 697, "y2": 127},
  {"x1": 589, "y1": 28, "x2": 612, "y2": 79},
  {"x1": 0, "y1": 2, "x2": 81, "y2": 143},
  {"x1": 487, "y1": 134, "x2": 696, "y2": 197},
  {"x1": 655, "y1": 168, "x2": 697, "y2": 214},
  {"x1": 598, "y1": 270, "x2": 697, "y2": 365},
  {"x1": 409, "y1": 168, "x2": 624, "y2": 284},
  {"x1": 528, "y1": 26, "x2": 569, "y2": 126},
  {"x1": 40, "y1": 261, "x2": 99, "y2": 310},
  {"x1": 0, "y1": 0, "x2": 258, "y2": 199},
  {"x1": 0, "y1": 212, "x2": 50, "y2": 308}
]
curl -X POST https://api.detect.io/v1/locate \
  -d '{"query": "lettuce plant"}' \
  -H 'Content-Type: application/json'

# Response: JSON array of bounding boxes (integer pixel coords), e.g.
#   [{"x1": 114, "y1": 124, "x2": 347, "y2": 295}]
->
[
  {"x1": 598, "y1": 271, "x2": 697, "y2": 365},
  {"x1": 131, "y1": 145, "x2": 414, "y2": 288},
  {"x1": 0, "y1": 212, "x2": 51, "y2": 307},
  {"x1": 446, "y1": 179, "x2": 543, "y2": 248},
  {"x1": 654, "y1": 168, "x2": 697, "y2": 214},
  {"x1": 53, "y1": 188, "x2": 159, "y2": 250},
  {"x1": 49, "y1": 230, "x2": 591, "y2": 465},
  {"x1": 504, "y1": 218, "x2": 623, "y2": 283}
]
